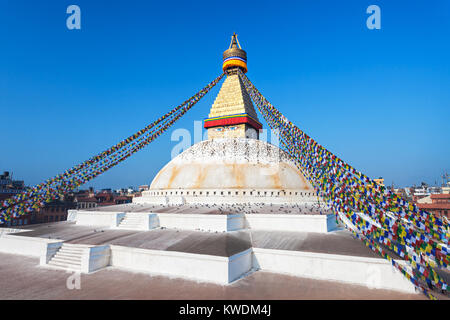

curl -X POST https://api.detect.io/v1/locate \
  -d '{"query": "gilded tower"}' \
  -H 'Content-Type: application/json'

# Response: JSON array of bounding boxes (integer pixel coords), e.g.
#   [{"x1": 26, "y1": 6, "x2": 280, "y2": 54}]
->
[{"x1": 204, "y1": 33, "x2": 262, "y2": 139}]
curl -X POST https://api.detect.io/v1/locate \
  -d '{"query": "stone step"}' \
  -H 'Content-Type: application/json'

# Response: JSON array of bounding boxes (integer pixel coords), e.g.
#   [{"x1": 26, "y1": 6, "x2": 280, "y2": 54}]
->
[
  {"x1": 61, "y1": 243, "x2": 87, "y2": 250},
  {"x1": 45, "y1": 243, "x2": 87, "y2": 271},
  {"x1": 60, "y1": 245, "x2": 86, "y2": 250},
  {"x1": 51, "y1": 255, "x2": 82, "y2": 264},
  {"x1": 48, "y1": 260, "x2": 82, "y2": 270},
  {"x1": 59, "y1": 248, "x2": 85, "y2": 254},
  {"x1": 118, "y1": 214, "x2": 146, "y2": 230},
  {"x1": 54, "y1": 251, "x2": 83, "y2": 259}
]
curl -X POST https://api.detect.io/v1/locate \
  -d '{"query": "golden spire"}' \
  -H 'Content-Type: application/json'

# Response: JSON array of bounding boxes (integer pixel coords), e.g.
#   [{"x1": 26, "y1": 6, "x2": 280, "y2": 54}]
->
[
  {"x1": 229, "y1": 32, "x2": 241, "y2": 49},
  {"x1": 204, "y1": 34, "x2": 261, "y2": 140},
  {"x1": 222, "y1": 33, "x2": 247, "y2": 73}
]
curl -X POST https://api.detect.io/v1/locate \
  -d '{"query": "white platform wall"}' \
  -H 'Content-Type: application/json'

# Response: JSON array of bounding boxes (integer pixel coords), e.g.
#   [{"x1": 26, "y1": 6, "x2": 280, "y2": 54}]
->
[
  {"x1": 157, "y1": 213, "x2": 244, "y2": 232},
  {"x1": 245, "y1": 214, "x2": 336, "y2": 233},
  {"x1": 0, "y1": 234, "x2": 62, "y2": 258},
  {"x1": 74, "y1": 210, "x2": 125, "y2": 228},
  {"x1": 71, "y1": 210, "x2": 336, "y2": 233},
  {"x1": 110, "y1": 245, "x2": 253, "y2": 284},
  {"x1": 0, "y1": 227, "x2": 419, "y2": 292},
  {"x1": 134, "y1": 188, "x2": 317, "y2": 206},
  {"x1": 252, "y1": 248, "x2": 417, "y2": 293}
]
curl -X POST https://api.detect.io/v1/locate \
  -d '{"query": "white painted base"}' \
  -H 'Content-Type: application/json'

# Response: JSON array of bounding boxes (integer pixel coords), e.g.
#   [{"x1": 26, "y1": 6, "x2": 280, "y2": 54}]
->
[
  {"x1": 74, "y1": 210, "x2": 125, "y2": 228},
  {"x1": 245, "y1": 214, "x2": 336, "y2": 233},
  {"x1": 85, "y1": 245, "x2": 111, "y2": 273},
  {"x1": 134, "y1": 188, "x2": 317, "y2": 206},
  {"x1": 110, "y1": 245, "x2": 253, "y2": 284},
  {"x1": 0, "y1": 228, "x2": 26, "y2": 236},
  {"x1": 0, "y1": 229, "x2": 420, "y2": 292},
  {"x1": 71, "y1": 210, "x2": 336, "y2": 233},
  {"x1": 0, "y1": 234, "x2": 62, "y2": 257},
  {"x1": 252, "y1": 248, "x2": 417, "y2": 294},
  {"x1": 157, "y1": 213, "x2": 244, "y2": 232}
]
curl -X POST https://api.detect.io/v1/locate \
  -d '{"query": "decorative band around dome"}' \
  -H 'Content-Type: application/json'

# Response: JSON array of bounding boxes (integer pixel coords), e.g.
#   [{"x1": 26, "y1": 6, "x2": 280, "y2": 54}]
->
[
  {"x1": 222, "y1": 59, "x2": 247, "y2": 73},
  {"x1": 222, "y1": 33, "x2": 248, "y2": 73},
  {"x1": 223, "y1": 56, "x2": 247, "y2": 63},
  {"x1": 223, "y1": 50, "x2": 247, "y2": 61}
]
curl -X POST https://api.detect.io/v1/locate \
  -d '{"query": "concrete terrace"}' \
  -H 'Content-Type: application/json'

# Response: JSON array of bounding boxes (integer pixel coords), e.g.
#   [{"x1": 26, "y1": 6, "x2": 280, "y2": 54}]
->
[
  {"x1": 0, "y1": 252, "x2": 426, "y2": 300},
  {"x1": 11, "y1": 221, "x2": 378, "y2": 258},
  {"x1": 2, "y1": 210, "x2": 447, "y2": 299}
]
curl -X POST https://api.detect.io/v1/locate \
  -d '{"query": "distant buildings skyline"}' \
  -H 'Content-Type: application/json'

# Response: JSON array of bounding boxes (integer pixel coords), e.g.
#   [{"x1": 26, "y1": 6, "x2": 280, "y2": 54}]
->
[{"x1": 0, "y1": 169, "x2": 450, "y2": 192}]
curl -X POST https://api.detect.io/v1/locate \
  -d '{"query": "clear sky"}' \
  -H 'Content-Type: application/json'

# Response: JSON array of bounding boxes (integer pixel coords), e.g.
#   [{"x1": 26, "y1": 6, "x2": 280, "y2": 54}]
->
[{"x1": 1, "y1": 0, "x2": 449, "y2": 190}]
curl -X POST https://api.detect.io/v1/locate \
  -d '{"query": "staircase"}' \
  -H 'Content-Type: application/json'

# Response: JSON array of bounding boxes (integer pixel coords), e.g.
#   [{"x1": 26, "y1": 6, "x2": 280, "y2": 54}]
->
[
  {"x1": 117, "y1": 213, "x2": 146, "y2": 230},
  {"x1": 47, "y1": 243, "x2": 85, "y2": 271}
]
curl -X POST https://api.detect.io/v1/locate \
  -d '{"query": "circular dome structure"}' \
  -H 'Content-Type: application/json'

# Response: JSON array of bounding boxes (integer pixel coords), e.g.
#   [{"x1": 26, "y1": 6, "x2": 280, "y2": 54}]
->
[
  {"x1": 138, "y1": 139, "x2": 316, "y2": 205},
  {"x1": 223, "y1": 33, "x2": 248, "y2": 73},
  {"x1": 134, "y1": 35, "x2": 316, "y2": 206}
]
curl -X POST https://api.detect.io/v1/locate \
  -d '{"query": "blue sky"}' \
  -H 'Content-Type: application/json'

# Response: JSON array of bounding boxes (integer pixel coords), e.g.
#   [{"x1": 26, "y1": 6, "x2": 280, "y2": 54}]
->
[{"x1": 1, "y1": 0, "x2": 449, "y2": 189}]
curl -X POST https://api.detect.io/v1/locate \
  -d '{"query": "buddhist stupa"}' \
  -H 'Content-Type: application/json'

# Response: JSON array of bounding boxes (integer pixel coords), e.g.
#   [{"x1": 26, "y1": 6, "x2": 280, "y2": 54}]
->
[
  {"x1": 137, "y1": 34, "x2": 316, "y2": 205},
  {"x1": 0, "y1": 34, "x2": 421, "y2": 300}
]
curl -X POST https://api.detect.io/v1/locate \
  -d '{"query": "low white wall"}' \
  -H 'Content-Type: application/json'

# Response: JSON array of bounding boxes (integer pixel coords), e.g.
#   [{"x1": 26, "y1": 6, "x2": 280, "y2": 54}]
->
[
  {"x1": 245, "y1": 214, "x2": 335, "y2": 233},
  {"x1": 67, "y1": 210, "x2": 78, "y2": 222},
  {"x1": 0, "y1": 228, "x2": 27, "y2": 236},
  {"x1": 75, "y1": 211, "x2": 123, "y2": 228},
  {"x1": 157, "y1": 213, "x2": 243, "y2": 232},
  {"x1": 39, "y1": 241, "x2": 64, "y2": 265},
  {"x1": 253, "y1": 248, "x2": 417, "y2": 294},
  {"x1": 85, "y1": 245, "x2": 111, "y2": 273},
  {"x1": 72, "y1": 210, "x2": 336, "y2": 233},
  {"x1": 110, "y1": 245, "x2": 231, "y2": 284},
  {"x1": 326, "y1": 214, "x2": 338, "y2": 231},
  {"x1": 0, "y1": 234, "x2": 62, "y2": 257},
  {"x1": 227, "y1": 214, "x2": 245, "y2": 231},
  {"x1": 148, "y1": 214, "x2": 159, "y2": 229},
  {"x1": 135, "y1": 188, "x2": 317, "y2": 206},
  {"x1": 228, "y1": 248, "x2": 253, "y2": 282},
  {"x1": 74, "y1": 210, "x2": 246, "y2": 232}
]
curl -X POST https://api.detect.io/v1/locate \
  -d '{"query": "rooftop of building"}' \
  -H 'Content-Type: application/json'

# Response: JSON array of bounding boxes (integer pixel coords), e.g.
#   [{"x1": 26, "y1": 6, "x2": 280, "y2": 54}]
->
[
  {"x1": 431, "y1": 194, "x2": 450, "y2": 199},
  {"x1": 417, "y1": 203, "x2": 450, "y2": 209}
]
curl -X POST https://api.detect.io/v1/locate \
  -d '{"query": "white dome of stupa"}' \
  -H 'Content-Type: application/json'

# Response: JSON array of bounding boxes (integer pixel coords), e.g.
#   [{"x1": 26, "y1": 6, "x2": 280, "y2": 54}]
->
[
  {"x1": 135, "y1": 138, "x2": 317, "y2": 205},
  {"x1": 135, "y1": 64, "x2": 317, "y2": 206},
  {"x1": 150, "y1": 138, "x2": 312, "y2": 190}
]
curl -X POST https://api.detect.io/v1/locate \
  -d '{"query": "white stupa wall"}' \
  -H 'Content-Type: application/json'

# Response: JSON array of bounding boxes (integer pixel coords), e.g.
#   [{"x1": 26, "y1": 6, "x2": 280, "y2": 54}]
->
[
  {"x1": 71, "y1": 210, "x2": 336, "y2": 233},
  {"x1": 109, "y1": 245, "x2": 253, "y2": 284},
  {"x1": 135, "y1": 188, "x2": 318, "y2": 206},
  {"x1": 252, "y1": 248, "x2": 417, "y2": 293}
]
